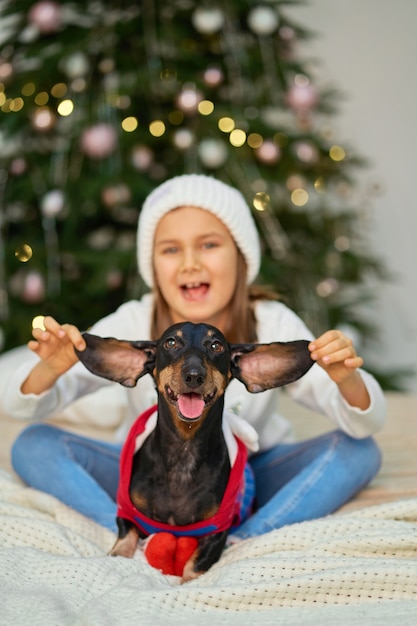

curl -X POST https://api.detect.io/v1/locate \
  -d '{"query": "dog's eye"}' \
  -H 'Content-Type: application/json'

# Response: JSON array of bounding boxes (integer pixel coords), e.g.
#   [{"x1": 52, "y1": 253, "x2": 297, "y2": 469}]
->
[
  {"x1": 164, "y1": 337, "x2": 177, "y2": 349},
  {"x1": 210, "y1": 340, "x2": 224, "y2": 353}
]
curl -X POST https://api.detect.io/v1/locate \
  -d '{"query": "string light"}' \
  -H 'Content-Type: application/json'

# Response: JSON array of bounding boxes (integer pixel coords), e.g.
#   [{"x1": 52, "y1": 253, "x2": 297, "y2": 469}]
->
[
  {"x1": 21, "y1": 82, "x2": 36, "y2": 96},
  {"x1": 314, "y1": 177, "x2": 325, "y2": 193},
  {"x1": 218, "y1": 117, "x2": 235, "y2": 133},
  {"x1": 247, "y1": 133, "x2": 263, "y2": 149},
  {"x1": 149, "y1": 120, "x2": 165, "y2": 137},
  {"x1": 291, "y1": 188, "x2": 309, "y2": 207},
  {"x1": 9, "y1": 98, "x2": 24, "y2": 112},
  {"x1": 51, "y1": 83, "x2": 67, "y2": 98},
  {"x1": 34, "y1": 91, "x2": 49, "y2": 106},
  {"x1": 57, "y1": 99, "x2": 74, "y2": 116},
  {"x1": 229, "y1": 129, "x2": 246, "y2": 147},
  {"x1": 168, "y1": 110, "x2": 184, "y2": 125},
  {"x1": 121, "y1": 116, "x2": 138, "y2": 132},
  {"x1": 253, "y1": 192, "x2": 271, "y2": 211},
  {"x1": 32, "y1": 315, "x2": 46, "y2": 331},
  {"x1": 15, "y1": 244, "x2": 33, "y2": 262},
  {"x1": 329, "y1": 145, "x2": 346, "y2": 161},
  {"x1": 197, "y1": 100, "x2": 214, "y2": 115}
]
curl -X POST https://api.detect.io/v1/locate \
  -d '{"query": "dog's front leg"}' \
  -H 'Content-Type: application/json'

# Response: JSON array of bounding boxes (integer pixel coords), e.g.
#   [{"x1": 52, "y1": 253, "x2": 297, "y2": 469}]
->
[
  {"x1": 182, "y1": 531, "x2": 228, "y2": 583},
  {"x1": 109, "y1": 517, "x2": 140, "y2": 558}
]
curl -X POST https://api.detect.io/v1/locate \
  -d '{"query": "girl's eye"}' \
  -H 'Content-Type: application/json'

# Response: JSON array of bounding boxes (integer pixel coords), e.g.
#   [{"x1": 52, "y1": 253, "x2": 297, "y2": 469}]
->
[
  {"x1": 210, "y1": 340, "x2": 224, "y2": 353},
  {"x1": 164, "y1": 337, "x2": 177, "y2": 349},
  {"x1": 203, "y1": 241, "x2": 218, "y2": 250}
]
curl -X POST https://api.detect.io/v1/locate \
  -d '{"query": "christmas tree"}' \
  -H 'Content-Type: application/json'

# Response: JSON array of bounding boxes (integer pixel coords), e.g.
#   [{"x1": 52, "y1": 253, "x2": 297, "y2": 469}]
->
[{"x1": 0, "y1": 1, "x2": 396, "y2": 385}]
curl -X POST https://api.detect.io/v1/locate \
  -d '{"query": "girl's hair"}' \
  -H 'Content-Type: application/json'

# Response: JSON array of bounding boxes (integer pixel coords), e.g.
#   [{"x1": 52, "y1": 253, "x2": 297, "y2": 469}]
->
[{"x1": 150, "y1": 250, "x2": 278, "y2": 343}]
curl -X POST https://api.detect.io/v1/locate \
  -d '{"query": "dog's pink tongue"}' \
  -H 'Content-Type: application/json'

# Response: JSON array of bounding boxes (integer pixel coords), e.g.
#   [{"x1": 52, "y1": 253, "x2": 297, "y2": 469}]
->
[{"x1": 178, "y1": 393, "x2": 205, "y2": 419}]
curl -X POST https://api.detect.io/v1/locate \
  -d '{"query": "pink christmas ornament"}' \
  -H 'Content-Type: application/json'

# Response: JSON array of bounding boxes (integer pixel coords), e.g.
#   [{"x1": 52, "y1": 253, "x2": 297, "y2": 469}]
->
[
  {"x1": 101, "y1": 183, "x2": 131, "y2": 208},
  {"x1": 0, "y1": 60, "x2": 13, "y2": 81},
  {"x1": 203, "y1": 67, "x2": 224, "y2": 88},
  {"x1": 22, "y1": 271, "x2": 45, "y2": 304},
  {"x1": 176, "y1": 85, "x2": 203, "y2": 114},
  {"x1": 286, "y1": 76, "x2": 318, "y2": 113},
  {"x1": 131, "y1": 145, "x2": 154, "y2": 171},
  {"x1": 255, "y1": 140, "x2": 281, "y2": 164},
  {"x1": 80, "y1": 123, "x2": 117, "y2": 159},
  {"x1": 293, "y1": 141, "x2": 319, "y2": 164},
  {"x1": 28, "y1": 1, "x2": 62, "y2": 34},
  {"x1": 106, "y1": 269, "x2": 123, "y2": 290},
  {"x1": 9, "y1": 158, "x2": 27, "y2": 176},
  {"x1": 32, "y1": 107, "x2": 56, "y2": 131}
]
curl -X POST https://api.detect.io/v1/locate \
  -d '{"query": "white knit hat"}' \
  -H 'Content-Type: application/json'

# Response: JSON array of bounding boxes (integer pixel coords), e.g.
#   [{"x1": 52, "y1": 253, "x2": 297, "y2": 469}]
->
[{"x1": 137, "y1": 174, "x2": 261, "y2": 287}]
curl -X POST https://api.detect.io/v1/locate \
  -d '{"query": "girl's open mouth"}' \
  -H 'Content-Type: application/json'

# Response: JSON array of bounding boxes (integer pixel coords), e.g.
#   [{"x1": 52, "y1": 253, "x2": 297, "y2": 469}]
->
[{"x1": 180, "y1": 282, "x2": 209, "y2": 301}]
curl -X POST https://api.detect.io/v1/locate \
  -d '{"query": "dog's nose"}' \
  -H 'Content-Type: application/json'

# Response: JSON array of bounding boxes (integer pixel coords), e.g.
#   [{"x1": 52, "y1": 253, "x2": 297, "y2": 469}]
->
[
  {"x1": 183, "y1": 368, "x2": 205, "y2": 388},
  {"x1": 182, "y1": 353, "x2": 206, "y2": 388}
]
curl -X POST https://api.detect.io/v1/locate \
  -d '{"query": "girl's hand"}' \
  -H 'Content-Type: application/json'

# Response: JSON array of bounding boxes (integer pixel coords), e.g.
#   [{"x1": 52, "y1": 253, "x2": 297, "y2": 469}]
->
[
  {"x1": 28, "y1": 315, "x2": 86, "y2": 378},
  {"x1": 309, "y1": 330, "x2": 370, "y2": 410},
  {"x1": 308, "y1": 330, "x2": 362, "y2": 385}
]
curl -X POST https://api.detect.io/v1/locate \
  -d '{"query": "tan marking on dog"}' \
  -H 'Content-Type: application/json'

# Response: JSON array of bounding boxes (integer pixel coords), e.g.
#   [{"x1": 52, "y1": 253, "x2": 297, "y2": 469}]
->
[{"x1": 130, "y1": 490, "x2": 148, "y2": 512}]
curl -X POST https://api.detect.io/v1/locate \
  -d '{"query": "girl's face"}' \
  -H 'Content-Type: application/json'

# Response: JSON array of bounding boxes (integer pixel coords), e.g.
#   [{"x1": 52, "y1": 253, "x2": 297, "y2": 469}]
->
[{"x1": 153, "y1": 206, "x2": 240, "y2": 332}]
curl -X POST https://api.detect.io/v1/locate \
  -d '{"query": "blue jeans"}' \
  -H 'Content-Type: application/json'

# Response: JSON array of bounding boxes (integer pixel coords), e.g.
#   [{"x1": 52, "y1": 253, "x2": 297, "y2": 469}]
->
[{"x1": 11, "y1": 423, "x2": 381, "y2": 537}]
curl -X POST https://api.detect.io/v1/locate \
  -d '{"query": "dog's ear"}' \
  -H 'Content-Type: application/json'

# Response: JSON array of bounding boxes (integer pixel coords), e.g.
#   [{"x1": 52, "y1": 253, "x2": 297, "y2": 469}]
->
[
  {"x1": 230, "y1": 340, "x2": 314, "y2": 392},
  {"x1": 75, "y1": 333, "x2": 158, "y2": 387}
]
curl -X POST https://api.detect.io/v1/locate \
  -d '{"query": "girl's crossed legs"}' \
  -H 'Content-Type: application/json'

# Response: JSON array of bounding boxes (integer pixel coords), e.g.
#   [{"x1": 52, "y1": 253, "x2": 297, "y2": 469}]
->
[{"x1": 11, "y1": 424, "x2": 381, "y2": 538}]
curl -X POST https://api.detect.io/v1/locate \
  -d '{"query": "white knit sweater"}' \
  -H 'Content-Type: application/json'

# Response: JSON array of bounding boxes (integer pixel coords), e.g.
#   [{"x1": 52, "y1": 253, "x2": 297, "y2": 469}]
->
[{"x1": 2, "y1": 294, "x2": 386, "y2": 451}]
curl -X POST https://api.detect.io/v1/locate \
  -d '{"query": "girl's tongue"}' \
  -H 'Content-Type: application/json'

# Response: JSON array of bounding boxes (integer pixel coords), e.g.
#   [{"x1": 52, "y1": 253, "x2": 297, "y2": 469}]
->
[
  {"x1": 178, "y1": 393, "x2": 205, "y2": 419},
  {"x1": 181, "y1": 283, "x2": 209, "y2": 301}
]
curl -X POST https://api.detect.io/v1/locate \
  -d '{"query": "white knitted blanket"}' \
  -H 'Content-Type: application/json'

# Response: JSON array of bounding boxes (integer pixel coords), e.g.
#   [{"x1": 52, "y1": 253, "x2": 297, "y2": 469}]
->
[{"x1": 1, "y1": 468, "x2": 416, "y2": 626}]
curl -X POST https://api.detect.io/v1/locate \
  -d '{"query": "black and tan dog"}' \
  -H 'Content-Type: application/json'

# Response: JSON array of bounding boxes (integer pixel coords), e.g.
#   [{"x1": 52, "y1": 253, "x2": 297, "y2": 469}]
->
[{"x1": 76, "y1": 321, "x2": 314, "y2": 580}]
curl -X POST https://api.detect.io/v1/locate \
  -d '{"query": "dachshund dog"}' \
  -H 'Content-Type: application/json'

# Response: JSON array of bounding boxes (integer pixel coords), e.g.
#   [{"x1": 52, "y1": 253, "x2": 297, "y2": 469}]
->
[{"x1": 76, "y1": 321, "x2": 314, "y2": 581}]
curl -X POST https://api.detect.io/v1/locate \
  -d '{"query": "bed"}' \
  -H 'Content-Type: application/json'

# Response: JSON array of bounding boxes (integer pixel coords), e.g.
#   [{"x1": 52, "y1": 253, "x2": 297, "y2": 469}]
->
[{"x1": 1, "y1": 346, "x2": 416, "y2": 624}]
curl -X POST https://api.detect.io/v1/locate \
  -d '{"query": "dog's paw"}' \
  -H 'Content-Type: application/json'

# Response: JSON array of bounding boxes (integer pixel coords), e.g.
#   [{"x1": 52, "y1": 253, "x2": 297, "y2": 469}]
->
[
  {"x1": 109, "y1": 528, "x2": 138, "y2": 558},
  {"x1": 181, "y1": 556, "x2": 205, "y2": 583}
]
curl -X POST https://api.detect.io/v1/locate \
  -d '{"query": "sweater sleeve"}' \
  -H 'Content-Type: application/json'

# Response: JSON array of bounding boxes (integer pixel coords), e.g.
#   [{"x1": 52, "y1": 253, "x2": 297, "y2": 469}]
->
[{"x1": 1, "y1": 297, "x2": 153, "y2": 422}]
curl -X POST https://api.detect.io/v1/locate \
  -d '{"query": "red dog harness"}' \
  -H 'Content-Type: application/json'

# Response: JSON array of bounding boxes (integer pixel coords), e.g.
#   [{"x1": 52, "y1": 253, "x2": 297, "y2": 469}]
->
[{"x1": 116, "y1": 405, "x2": 254, "y2": 538}]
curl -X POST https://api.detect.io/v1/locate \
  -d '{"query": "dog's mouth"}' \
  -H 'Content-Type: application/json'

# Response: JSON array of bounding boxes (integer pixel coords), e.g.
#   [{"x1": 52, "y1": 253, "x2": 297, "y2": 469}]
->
[{"x1": 166, "y1": 386, "x2": 216, "y2": 421}]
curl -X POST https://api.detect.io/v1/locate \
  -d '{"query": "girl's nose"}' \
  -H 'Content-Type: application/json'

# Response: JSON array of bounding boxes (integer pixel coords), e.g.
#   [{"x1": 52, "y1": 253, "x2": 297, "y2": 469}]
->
[{"x1": 181, "y1": 248, "x2": 201, "y2": 272}]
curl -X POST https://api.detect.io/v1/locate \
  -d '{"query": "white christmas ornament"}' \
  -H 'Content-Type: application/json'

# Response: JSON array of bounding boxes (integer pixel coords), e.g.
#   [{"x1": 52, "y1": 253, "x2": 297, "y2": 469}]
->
[
  {"x1": 247, "y1": 6, "x2": 279, "y2": 36},
  {"x1": 173, "y1": 129, "x2": 194, "y2": 150},
  {"x1": 61, "y1": 52, "x2": 89, "y2": 79},
  {"x1": 198, "y1": 139, "x2": 228, "y2": 168},
  {"x1": 41, "y1": 189, "x2": 65, "y2": 216},
  {"x1": 192, "y1": 7, "x2": 225, "y2": 34}
]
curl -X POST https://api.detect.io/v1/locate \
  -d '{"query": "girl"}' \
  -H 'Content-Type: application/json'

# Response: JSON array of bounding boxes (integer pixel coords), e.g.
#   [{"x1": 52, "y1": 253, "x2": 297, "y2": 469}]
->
[{"x1": 3, "y1": 174, "x2": 386, "y2": 538}]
